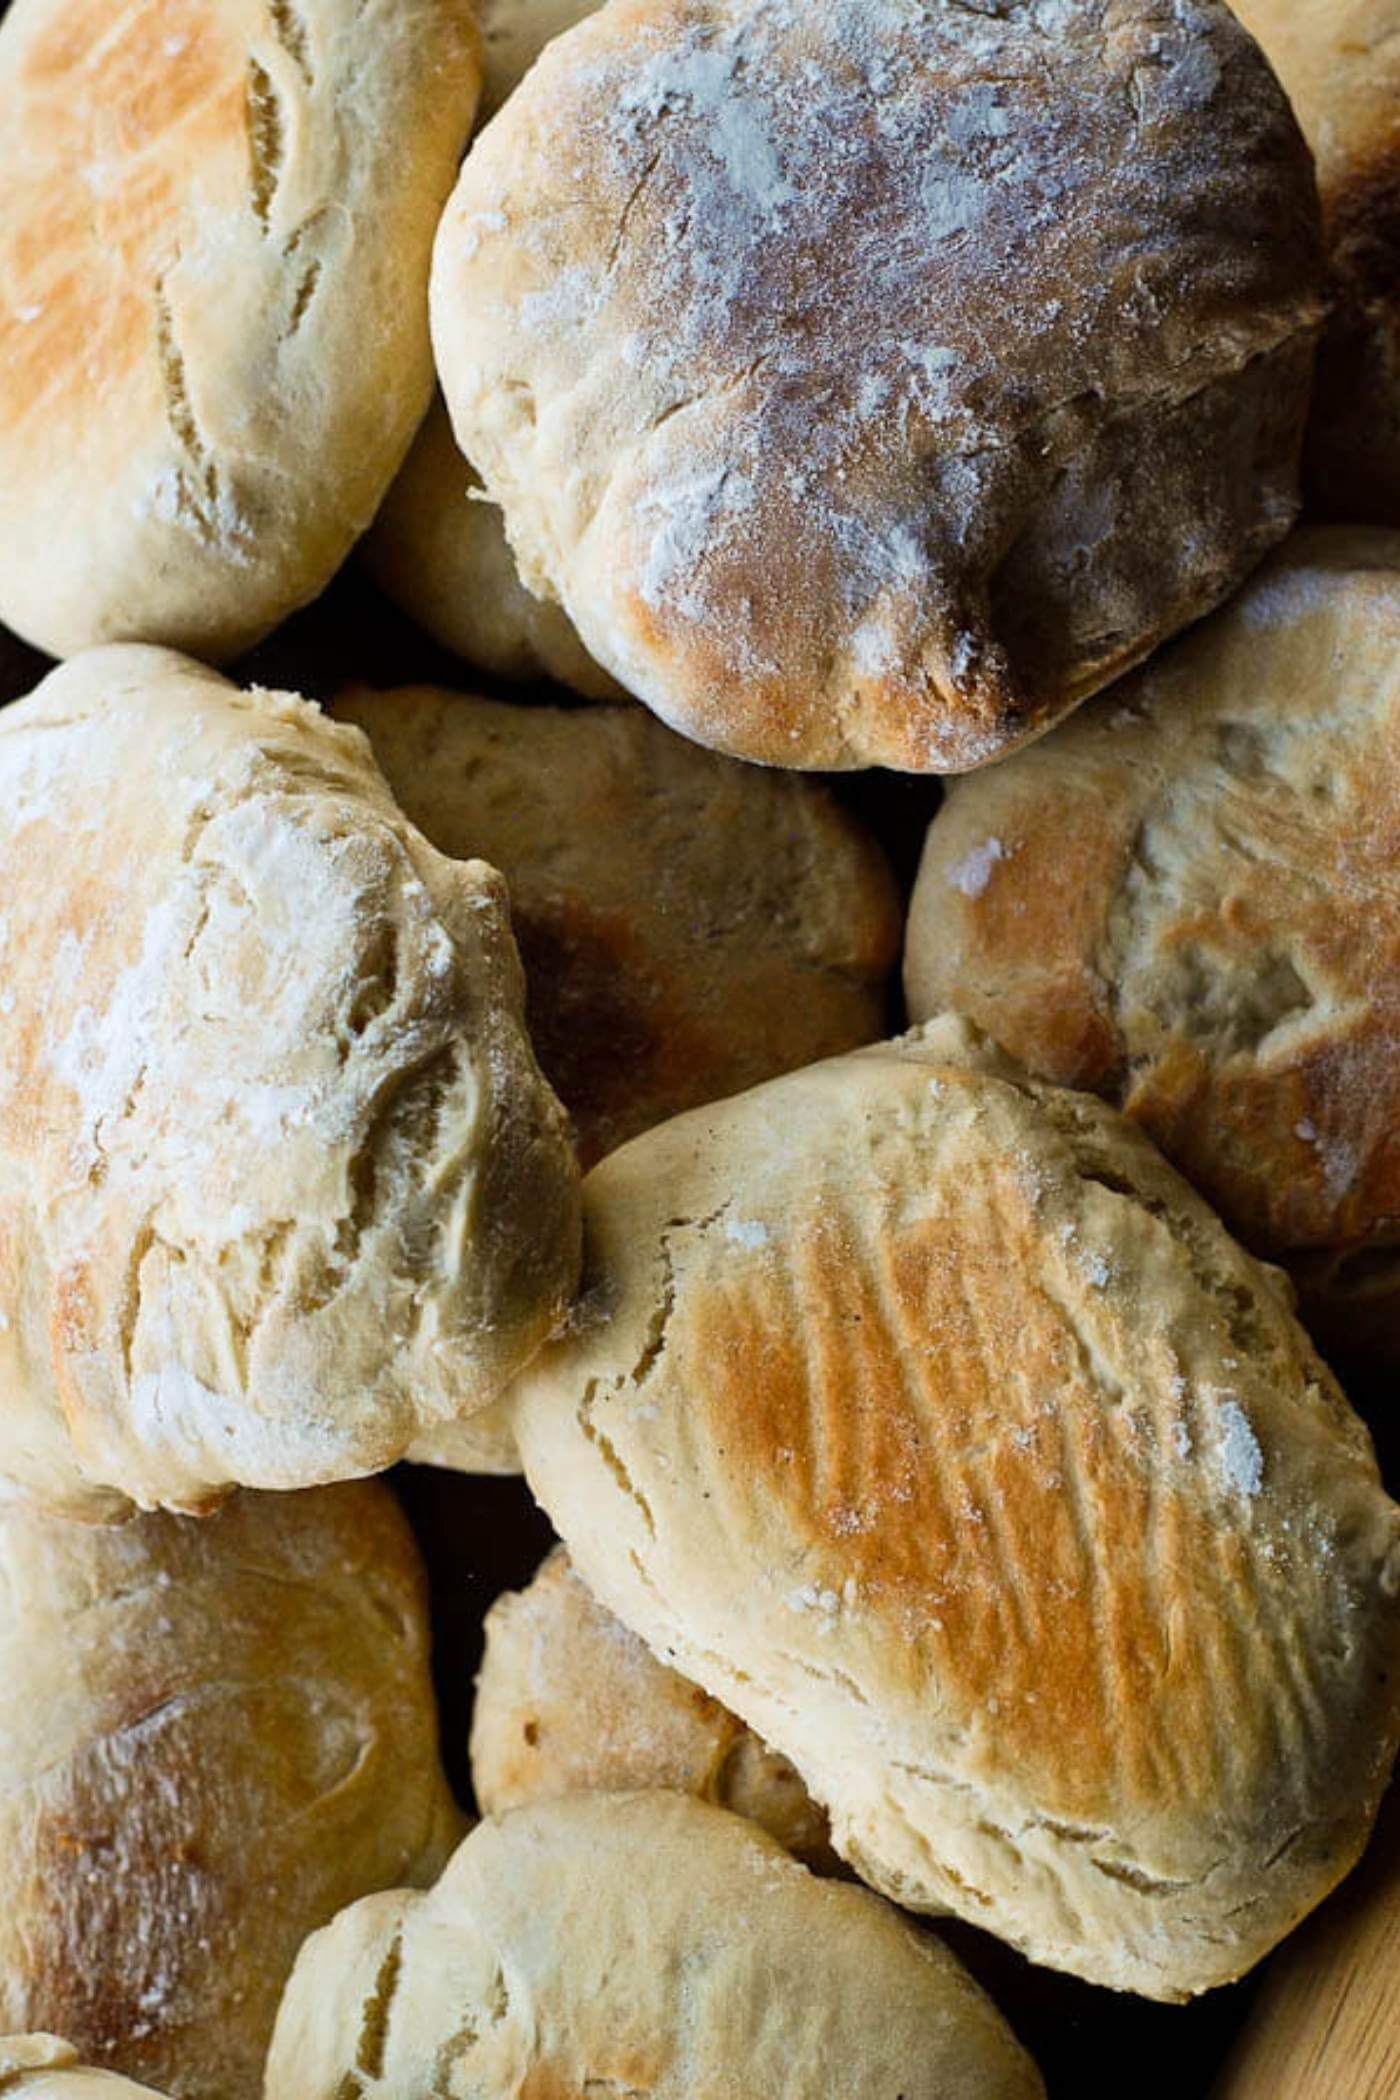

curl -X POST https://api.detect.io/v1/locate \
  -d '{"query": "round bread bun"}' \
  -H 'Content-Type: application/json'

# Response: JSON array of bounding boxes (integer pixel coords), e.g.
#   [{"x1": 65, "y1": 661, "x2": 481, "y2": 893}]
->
[
  {"x1": 0, "y1": 2039, "x2": 167, "y2": 2098},
  {"x1": 478, "y1": 0, "x2": 604, "y2": 119},
  {"x1": 332, "y1": 684, "x2": 899, "y2": 1170},
  {"x1": 472, "y1": 1545, "x2": 832, "y2": 1864},
  {"x1": 363, "y1": 397, "x2": 626, "y2": 698},
  {"x1": 1229, "y1": 0, "x2": 1400, "y2": 524},
  {"x1": 0, "y1": 1484, "x2": 464, "y2": 2100},
  {"x1": 432, "y1": 0, "x2": 1324, "y2": 773},
  {"x1": 904, "y1": 529, "x2": 1400, "y2": 1369},
  {"x1": 0, "y1": 646, "x2": 579, "y2": 1515},
  {"x1": 265, "y1": 1793, "x2": 1044, "y2": 2098},
  {"x1": 509, "y1": 1017, "x2": 1400, "y2": 2000},
  {"x1": 0, "y1": 0, "x2": 480, "y2": 662}
]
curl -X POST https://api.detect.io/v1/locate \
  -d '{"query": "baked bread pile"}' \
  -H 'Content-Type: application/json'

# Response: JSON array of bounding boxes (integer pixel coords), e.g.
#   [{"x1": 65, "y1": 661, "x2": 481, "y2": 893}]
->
[{"x1": 0, "y1": 0, "x2": 1396, "y2": 2094}]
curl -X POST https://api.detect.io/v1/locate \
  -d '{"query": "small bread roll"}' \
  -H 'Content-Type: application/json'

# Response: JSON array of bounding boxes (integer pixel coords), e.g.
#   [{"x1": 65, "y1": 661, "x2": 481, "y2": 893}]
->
[
  {"x1": 432, "y1": 0, "x2": 1323, "y2": 772},
  {"x1": 905, "y1": 529, "x2": 1400, "y2": 1367},
  {"x1": 510, "y1": 1018, "x2": 1400, "y2": 1999},
  {"x1": 0, "y1": 2039, "x2": 166, "y2": 2097},
  {"x1": 0, "y1": 1484, "x2": 464, "y2": 2100},
  {"x1": 478, "y1": 0, "x2": 603, "y2": 119},
  {"x1": 1229, "y1": 0, "x2": 1400, "y2": 523},
  {"x1": 472, "y1": 1546, "x2": 832, "y2": 1865},
  {"x1": 0, "y1": 0, "x2": 479, "y2": 661},
  {"x1": 265, "y1": 1794, "x2": 1044, "y2": 2098},
  {"x1": 364, "y1": 399, "x2": 624, "y2": 699},
  {"x1": 0, "y1": 647, "x2": 578, "y2": 1515},
  {"x1": 333, "y1": 685, "x2": 899, "y2": 1168}
]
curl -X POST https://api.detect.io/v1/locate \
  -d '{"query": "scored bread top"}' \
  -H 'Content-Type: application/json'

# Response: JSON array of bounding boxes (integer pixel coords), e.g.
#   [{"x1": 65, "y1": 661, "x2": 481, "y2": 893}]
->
[
  {"x1": 510, "y1": 1017, "x2": 1400, "y2": 1998},
  {"x1": 0, "y1": 646, "x2": 579, "y2": 1514},
  {"x1": 265, "y1": 1793, "x2": 1045, "y2": 2099}
]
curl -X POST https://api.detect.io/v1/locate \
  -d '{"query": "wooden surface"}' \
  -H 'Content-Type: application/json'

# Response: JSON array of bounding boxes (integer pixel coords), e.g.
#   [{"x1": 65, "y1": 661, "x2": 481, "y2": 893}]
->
[{"x1": 1215, "y1": 1785, "x2": 1400, "y2": 2100}]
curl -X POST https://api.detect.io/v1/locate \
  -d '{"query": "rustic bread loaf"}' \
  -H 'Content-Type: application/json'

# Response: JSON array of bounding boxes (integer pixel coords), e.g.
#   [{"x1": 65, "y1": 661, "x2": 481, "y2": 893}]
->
[
  {"x1": 0, "y1": 646, "x2": 578, "y2": 1514},
  {"x1": 265, "y1": 1793, "x2": 1044, "y2": 2098},
  {"x1": 509, "y1": 1018, "x2": 1400, "y2": 1998},
  {"x1": 905, "y1": 529, "x2": 1400, "y2": 1367},
  {"x1": 0, "y1": 1484, "x2": 463, "y2": 2100},
  {"x1": 432, "y1": 0, "x2": 1323, "y2": 771},
  {"x1": 0, "y1": 0, "x2": 479, "y2": 660}
]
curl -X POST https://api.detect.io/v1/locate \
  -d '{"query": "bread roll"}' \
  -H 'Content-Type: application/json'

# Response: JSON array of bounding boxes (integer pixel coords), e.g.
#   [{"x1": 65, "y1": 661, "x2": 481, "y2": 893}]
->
[
  {"x1": 472, "y1": 1545, "x2": 832, "y2": 1864},
  {"x1": 509, "y1": 1018, "x2": 1400, "y2": 1999},
  {"x1": 1229, "y1": 0, "x2": 1400, "y2": 523},
  {"x1": 364, "y1": 398, "x2": 624, "y2": 699},
  {"x1": 0, "y1": 1483, "x2": 464, "y2": 2100},
  {"x1": 477, "y1": 0, "x2": 604, "y2": 119},
  {"x1": 0, "y1": 647, "x2": 579, "y2": 1515},
  {"x1": 0, "y1": 2039, "x2": 167, "y2": 2097},
  {"x1": 905, "y1": 529, "x2": 1400, "y2": 1368},
  {"x1": 0, "y1": 0, "x2": 479, "y2": 661},
  {"x1": 332, "y1": 684, "x2": 899, "y2": 1168},
  {"x1": 432, "y1": 0, "x2": 1323, "y2": 773},
  {"x1": 265, "y1": 1793, "x2": 1044, "y2": 2098}
]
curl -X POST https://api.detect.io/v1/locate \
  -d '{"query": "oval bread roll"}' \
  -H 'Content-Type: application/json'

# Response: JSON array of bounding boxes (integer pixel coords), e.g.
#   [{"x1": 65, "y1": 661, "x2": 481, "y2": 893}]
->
[
  {"x1": 0, "y1": 647, "x2": 579, "y2": 1515},
  {"x1": 510, "y1": 1017, "x2": 1400, "y2": 1999},
  {"x1": 0, "y1": 2039, "x2": 168, "y2": 2097},
  {"x1": 432, "y1": 0, "x2": 1323, "y2": 772},
  {"x1": 0, "y1": 1484, "x2": 464, "y2": 2100},
  {"x1": 0, "y1": 0, "x2": 480, "y2": 661},
  {"x1": 904, "y1": 530, "x2": 1400, "y2": 1367},
  {"x1": 1228, "y1": 0, "x2": 1400, "y2": 523},
  {"x1": 472, "y1": 1545, "x2": 832, "y2": 1865},
  {"x1": 264, "y1": 1793, "x2": 1045, "y2": 2099},
  {"x1": 364, "y1": 398, "x2": 625, "y2": 699}
]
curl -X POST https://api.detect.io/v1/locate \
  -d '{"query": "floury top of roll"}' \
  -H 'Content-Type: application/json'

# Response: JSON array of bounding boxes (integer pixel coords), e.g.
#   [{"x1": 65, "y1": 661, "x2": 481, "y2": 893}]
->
[
  {"x1": 432, "y1": 0, "x2": 1324, "y2": 772},
  {"x1": 0, "y1": 647, "x2": 581, "y2": 1515}
]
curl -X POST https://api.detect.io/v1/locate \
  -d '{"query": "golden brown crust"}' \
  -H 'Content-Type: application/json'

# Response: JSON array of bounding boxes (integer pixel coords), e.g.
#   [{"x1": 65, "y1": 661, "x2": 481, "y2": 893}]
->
[
  {"x1": 331, "y1": 685, "x2": 900, "y2": 1171},
  {"x1": 0, "y1": 0, "x2": 480, "y2": 660},
  {"x1": 472, "y1": 1546, "x2": 833, "y2": 1864},
  {"x1": 510, "y1": 1019, "x2": 1400, "y2": 1998},
  {"x1": 905, "y1": 528, "x2": 1400, "y2": 1363},
  {"x1": 0, "y1": 1485, "x2": 464, "y2": 2100},
  {"x1": 432, "y1": 0, "x2": 1323, "y2": 771},
  {"x1": 0, "y1": 647, "x2": 580, "y2": 1513},
  {"x1": 265, "y1": 1795, "x2": 1045, "y2": 2099},
  {"x1": 1228, "y1": 0, "x2": 1400, "y2": 521}
]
